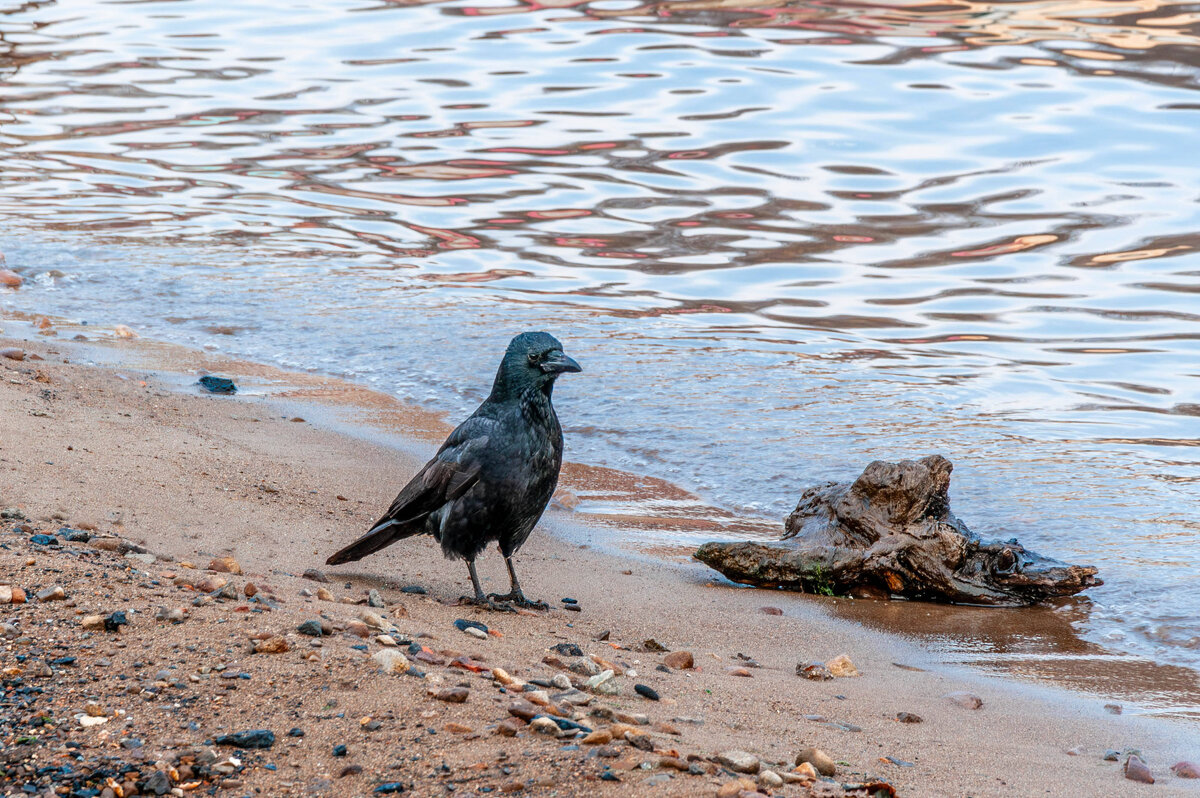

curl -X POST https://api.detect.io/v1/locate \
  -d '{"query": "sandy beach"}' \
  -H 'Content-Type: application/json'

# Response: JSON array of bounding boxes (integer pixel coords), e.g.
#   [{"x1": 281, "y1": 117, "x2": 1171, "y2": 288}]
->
[{"x1": 1, "y1": 317, "x2": 1197, "y2": 798}]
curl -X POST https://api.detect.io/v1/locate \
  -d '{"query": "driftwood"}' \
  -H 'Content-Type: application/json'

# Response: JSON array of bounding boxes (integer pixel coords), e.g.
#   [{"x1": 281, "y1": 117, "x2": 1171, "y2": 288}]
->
[{"x1": 695, "y1": 455, "x2": 1100, "y2": 606}]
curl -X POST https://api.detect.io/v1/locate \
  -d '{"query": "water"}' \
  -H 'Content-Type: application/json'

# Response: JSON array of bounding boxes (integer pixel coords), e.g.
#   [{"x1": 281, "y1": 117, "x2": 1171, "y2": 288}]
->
[{"x1": 1, "y1": 0, "x2": 1198, "y2": 671}]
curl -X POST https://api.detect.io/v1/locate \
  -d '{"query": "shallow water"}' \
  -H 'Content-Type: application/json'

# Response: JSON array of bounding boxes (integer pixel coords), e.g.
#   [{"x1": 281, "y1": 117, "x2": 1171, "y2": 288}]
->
[{"x1": 1, "y1": 0, "x2": 1198, "y2": 670}]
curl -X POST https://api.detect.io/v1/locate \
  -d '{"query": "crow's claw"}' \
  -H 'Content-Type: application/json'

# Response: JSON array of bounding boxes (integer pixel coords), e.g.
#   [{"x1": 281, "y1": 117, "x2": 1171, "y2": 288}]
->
[
  {"x1": 458, "y1": 595, "x2": 516, "y2": 613},
  {"x1": 488, "y1": 592, "x2": 548, "y2": 611}
]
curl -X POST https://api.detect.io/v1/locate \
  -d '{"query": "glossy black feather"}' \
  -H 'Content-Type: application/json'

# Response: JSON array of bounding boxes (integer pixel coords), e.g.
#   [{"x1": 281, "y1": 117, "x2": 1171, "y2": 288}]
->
[{"x1": 325, "y1": 332, "x2": 578, "y2": 568}]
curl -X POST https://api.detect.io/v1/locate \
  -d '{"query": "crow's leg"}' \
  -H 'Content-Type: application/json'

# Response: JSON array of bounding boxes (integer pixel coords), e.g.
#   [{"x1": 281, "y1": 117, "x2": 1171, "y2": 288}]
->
[
  {"x1": 459, "y1": 558, "x2": 514, "y2": 612},
  {"x1": 488, "y1": 556, "x2": 548, "y2": 611}
]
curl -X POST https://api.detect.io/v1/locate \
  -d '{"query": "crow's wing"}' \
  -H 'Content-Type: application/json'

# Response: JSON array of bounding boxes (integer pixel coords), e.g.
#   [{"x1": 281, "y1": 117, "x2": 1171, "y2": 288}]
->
[{"x1": 325, "y1": 416, "x2": 493, "y2": 565}]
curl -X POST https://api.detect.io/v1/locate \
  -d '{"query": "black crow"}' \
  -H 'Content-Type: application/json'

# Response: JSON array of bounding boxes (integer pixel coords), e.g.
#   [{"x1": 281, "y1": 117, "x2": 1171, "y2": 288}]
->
[{"x1": 325, "y1": 331, "x2": 581, "y2": 610}]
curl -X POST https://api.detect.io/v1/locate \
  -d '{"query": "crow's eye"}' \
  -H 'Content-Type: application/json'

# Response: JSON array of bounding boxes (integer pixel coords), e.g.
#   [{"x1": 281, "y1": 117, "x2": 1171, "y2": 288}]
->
[{"x1": 528, "y1": 352, "x2": 541, "y2": 365}]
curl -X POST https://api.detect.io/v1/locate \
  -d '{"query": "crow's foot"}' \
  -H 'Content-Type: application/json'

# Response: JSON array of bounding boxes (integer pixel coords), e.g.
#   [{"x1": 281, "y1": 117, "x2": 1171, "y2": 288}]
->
[
  {"x1": 488, "y1": 592, "x2": 549, "y2": 611},
  {"x1": 458, "y1": 595, "x2": 516, "y2": 613}
]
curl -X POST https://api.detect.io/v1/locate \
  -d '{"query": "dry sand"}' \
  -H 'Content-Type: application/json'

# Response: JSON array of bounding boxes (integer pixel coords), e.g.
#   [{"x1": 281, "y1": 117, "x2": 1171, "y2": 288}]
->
[{"x1": 0, "y1": 318, "x2": 1197, "y2": 797}]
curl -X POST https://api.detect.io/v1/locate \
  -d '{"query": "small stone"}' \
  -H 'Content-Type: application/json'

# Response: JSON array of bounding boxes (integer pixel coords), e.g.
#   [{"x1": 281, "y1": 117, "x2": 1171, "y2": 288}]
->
[
  {"x1": 896, "y1": 712, "x2": 922, "y2": 723},
  {"x1": 401, "y1": 585, "x2": 427, "y2": 594},
  {"x1": 298, "y1": 620, "x2": 325, "y2": 637},
  {"x1": 943, "y1": 691, "x2": 984, "y2": 710},
  {"x1": 288, "y1": 727, "x2": 305, "y2": 737},
  {"x1": 551, "y1": 673, "x2": 572, "y2": 690},
  {"x1": 662, "y1": 651, "x2": 694, "y2": 670},
  {"x1": 0, "y1": 269, "x2": 21, "y2": 288},
  {"x1": 1171, "y1": 761, "x2": 1200, "y2": 779},
  {"x1": 432, "y1": 686, "x2": 469, "y2": 703},
  {"x1": 35, "y1": 585, "x2": 66, "y2": 601},
  {"x1": 126, "y1": 551, "x2": 156, "y2": 565},
  {"x1": 716, "y1": 778, "x2": 757, "y2": 798},
  {"x1": 627, "y1": 733, "x2": 653, "y2": 751},
  {"x1": 1125, "y1": 755, "x2": 1154, "y2": 784},
  {"x1": 726, "y1": 667, "x2": 753, "y2": 678},
  {"x1": 81, "y1": 614, "x2": 106, "y2": 630},
  {"x1": 367, "y1": 588, "x2": 385, "y2": 608},
  {"x1": 760, "y1": 606, "x2": 783, "y2": 615},
  {"x1": 1104, "y1": 703, "x2": 1122, "y2": 714},
  {"x1": 795, "y1": 748, "x2": 835, "y2": 777},
  {"x1": 444, "y1": 722, "x2": 473, "y2": 734},
  {"x1": 585, "y1": 669, "x2": 615, "y2": 690},
  {"x1": 316, "y1": 587, "x2": 334, "y2": 601},
  {"x1": 758, "y1": 769, "x2": 783, "y2": 789},
  {"x1": 303, "y1": 568, "x2": 329, "y2": 583},
  {"x1": 372, "y1": 649, "x2": 410, "y2": 675},
  {"x1": 582, "y1": 729, "x2": 612, "y2": 745},
  {"x1": 338, "y1": 764, "x2": 363, "y2": 778},
  {"x1": 530, "y1": 717, "x2": 561, "y2": 737},
  {"x1": 454, "y1": 618, "x2": 488, "y2": 634},
  {"x1": 792, "y1": 762, "x2": 818, "y2": 780},
  {"x1": 244, "y1": 583, "x2": 258, "y2": 597},
  {"x1": 825, "y1": 654, "x2": 859, "y2": 677},
  {"x1": 716, "y1": 751, "x2": 759, "y2": 774},
  {"x1": 496, "y1": 717, "x2": 524, "y2": 737},
  {"x1": 30, "y1": 533, "x2": 59, "y2": 547},
  {"x1": 113, "y1": 324, "x2": 138, "y2": 338},
  {"x1": 347, "y1": 621, "x2": 371, "y2": 638},
  {"x1": 214, "y1": 730, "x2": 275, "y2": 749},
  {"x1": 196, "y1": 576, "x2": 227, "y2": 593},
  {"x1": 0, "y1": 347, "x2": 25, "y2": 360},
  {"x1": 464, "y1": 626, "x2": 487, "y2": 640},
  {"x1": 358, "y1": 609, "x2": 388, "y2": 629},
  {"x1": 84, "y1": 702, "x2": 107, "y2": 717},
  {"x1": 155, "y1": 607, "x2": 186, "y2": 624},
  {"x1": 333, "y1": 744, "x2": 348, "y2": 757},
  {"x1": 254, "y1": 636, "x2": 289, "y2": 654},
  {"x1": 208, "y1": 556, "x2": 242, "y2": 574},
  {"x1": 1103, "y1": 750, "x2": 1121, "y2": 762},
  {"x1": 551, "y1": 642, "x2": 583, "y2": 657},
  {"x1": 104, "y1": 611, "x2": 128, "y2": 631},
  {"x1": 634, "y1": 684, "x2": 659, "y2": 701},
  {"x1": 376, "y1": 634, "x2": 397, "y2": 646}
]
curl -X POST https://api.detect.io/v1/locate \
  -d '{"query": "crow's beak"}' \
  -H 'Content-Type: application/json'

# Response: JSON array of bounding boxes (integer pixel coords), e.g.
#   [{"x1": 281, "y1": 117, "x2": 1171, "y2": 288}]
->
[{"x1": 541, "y1": 351, "x2": 582, "y2": 374}]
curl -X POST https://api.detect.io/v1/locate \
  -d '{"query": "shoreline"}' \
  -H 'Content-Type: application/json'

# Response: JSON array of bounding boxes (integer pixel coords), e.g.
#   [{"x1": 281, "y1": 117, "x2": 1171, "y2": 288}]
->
[{"x1": 1, "y1": 314, "x2": 1198, "y2": 796}]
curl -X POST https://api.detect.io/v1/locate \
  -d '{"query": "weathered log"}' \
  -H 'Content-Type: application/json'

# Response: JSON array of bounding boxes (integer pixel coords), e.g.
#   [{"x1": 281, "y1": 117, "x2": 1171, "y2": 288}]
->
[{"x1": 695, "y1": 455, "x2": 1100, "y2": 606}]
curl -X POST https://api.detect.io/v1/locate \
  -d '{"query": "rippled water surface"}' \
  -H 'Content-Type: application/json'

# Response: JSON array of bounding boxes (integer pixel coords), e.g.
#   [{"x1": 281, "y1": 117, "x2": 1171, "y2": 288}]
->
[{"x1": 1, "y1": 0, "x2": 1198, "y2": 669}]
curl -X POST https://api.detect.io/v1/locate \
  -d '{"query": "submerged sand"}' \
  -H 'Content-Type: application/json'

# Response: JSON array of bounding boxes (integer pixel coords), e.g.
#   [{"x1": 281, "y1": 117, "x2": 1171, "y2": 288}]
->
[{"x1": 0, "y1": 319, "x2": 1197, "y2": 797}]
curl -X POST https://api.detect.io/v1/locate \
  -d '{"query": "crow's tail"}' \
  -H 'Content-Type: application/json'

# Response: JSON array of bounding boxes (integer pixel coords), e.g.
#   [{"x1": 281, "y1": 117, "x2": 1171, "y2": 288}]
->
[{"x1": 325, "y1": 517, "x2": 425, "y2": 565}]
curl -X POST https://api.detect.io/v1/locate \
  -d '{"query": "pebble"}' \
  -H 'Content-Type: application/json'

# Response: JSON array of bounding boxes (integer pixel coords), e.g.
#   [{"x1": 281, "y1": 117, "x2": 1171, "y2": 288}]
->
[
  {"x1": 464, "y1": 626, "x2": 488, "y2": 640},
  {"x1": 0, "y1": 586, "x2": 24, "y2": 604},
  {"x1": 374, "y1": 783, "x2": 405, "y2": 794},
  {"x1": 254, "y1": 636, "x2": 289, "y2": 654},
  {"x1": 758, "y1": 769, "x2": 783, "y2": 788},
  {"x1": 726, "y1": 667, "x2": 753, "y2": 678},
  {"x1": 155, "y1": 607, "x2": 186, "y2": 624},
  {"x1": 338, "y1": 765, "x2": 363, "y2": 778},
  {"x1": 288, "y1": 727, "x2": 305, "y2": 737},
  {"x1": 0, "y1": 347, "x2": 25, "y2": 360},
  {"x1": 0, "y1": 269, "x2": 22, "y2": 288},
  {"x1": 81, "y1": 614, "x2": 106, "y2": 630},
  {"x1": 401, "y1": 585, "x2": 427, "y2": 594},
  {"x1": 551, "y1": 642, "x2": 583, "y2": 657},
  {"x1": 792, "y1": 762, "x2": 818, "y2": 780},
  {"x1": 302, "y1": 568, "x2": 329, "y2": 583},
  {"x1": 795, "y1": 748, "x2": 836, "y2": 777},
  {"x1": 943, "y1": 691, "x2": 984, "y2": 710},
  {"x1": 126, "y1": 551, "x2": 156, "y2": 565},
  {"x1": 825, "y1": 653, "x2": 859, "y2": 677},
  {"x1": 895, "y1": 711, "x2": 922, "y2": 724},
  {"x1": 30, "y1": 533, "x2": 59, "y2": 546},
  {"x1": 716, "y1": 751, "x2": 760, "y2": 774},
  {"x1": 1125, "y1": 754, "x2": 1154, "y2": 784},
  {"x1": 585, "y1": 669, "x2": 615, "y2": 691},
  {"x1": 372, "y1": 649, "x2": 410, "y2": 675},
  {"x1": 196, "y1": 576, "x2": 227, "y2": 593},
  {"x1": 582, "y1": 730, "x2": 612, "y2": 745},
  {"x1": 716, "y1": 778, "x2": 757, "y2": 797},
  {"x1": 316, "y1": 587, "x2": 334, "y2": 601},
  {"x1": 496, "y1": 718, "x2": 524, "y2": 737},
  {"x1": 37, "y1": 585, "x2": 66, "y2": 601},
  {"x1": 333, "y1": 744, "x2": 348, "y2": 756},
  {"x1": 244, "y1": 582, "x2": 258, "y2": 597},
  {"x1": 297, "y1": 619, "x2": 325, "y2": 637},
  {"x1": 208, "y1": 556, "x2": 242, "y2": 574},
  {"x1": 760, "y1": 606, "x2": 783, "y2": 615},
  {"x1": 432, "y1": 686, "x2": 470, "y2": 703},
  {"x1": 1171, "y1": 761, "x2": 1200, "y2": 778},
  {"x1": 376, "y1": 634, "x2": 398, "y2": 646},
  {"x1": 358, "y1": 609, "x2": 388, "y2": 629},
  {"x1": 634, "y1": 684, "x2": 659, "y2": 701},
  {"x1": 529, "y1": 717, "x2": 561, "y2": 737},
  {"x1": 215, "y1": 730, "x2": 275, "y2": 749},
  {"x1": 662, "y1": 651, "x2": 694, "y2": 670},
  {"x1": 1103, "y1": 750, "x2": 1121, "y2": 761},
  {"x1": 198, "y1": 375, "x2": 235, "y2": 393},
  {"x1": 367, "y1": 588, "x2": 385, "y2": 608}
]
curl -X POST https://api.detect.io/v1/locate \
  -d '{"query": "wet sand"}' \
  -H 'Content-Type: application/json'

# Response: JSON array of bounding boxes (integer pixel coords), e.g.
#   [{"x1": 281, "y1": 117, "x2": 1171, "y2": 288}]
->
[{"x1": 1, "y1": 318, "x2": 1198, "y2": 797}]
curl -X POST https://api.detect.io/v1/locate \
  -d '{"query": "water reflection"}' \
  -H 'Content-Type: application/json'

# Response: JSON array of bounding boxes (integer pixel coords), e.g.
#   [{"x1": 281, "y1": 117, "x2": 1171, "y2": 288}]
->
[{"x1": 0, "y1": 0, "x2": 1197, "y2": 673}]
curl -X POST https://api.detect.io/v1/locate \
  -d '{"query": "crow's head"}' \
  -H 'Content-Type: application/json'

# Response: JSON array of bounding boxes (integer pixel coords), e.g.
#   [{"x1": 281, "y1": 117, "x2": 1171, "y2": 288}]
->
[{"x1": 491, "y1": 331, "x2": 581, "y2": 399}]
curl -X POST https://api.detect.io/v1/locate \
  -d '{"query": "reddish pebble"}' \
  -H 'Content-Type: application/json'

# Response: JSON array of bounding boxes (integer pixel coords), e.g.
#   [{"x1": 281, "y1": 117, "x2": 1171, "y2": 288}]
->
[
  {"x1": 0, "y1": 269, "x2": 21, "y2": 288},
  {"x1": 1171, "y1": 761, "x2": 1200, "y2": 779},
  {"x1": 759, "y1": 606, "x2": 783, "y2": 616},
  {"x1": 1124, "y1": 755, "x2": 1154, "y2": 784},
  {"x1": 726, "y1": 667, "x2": 753, "y2": 678}
]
